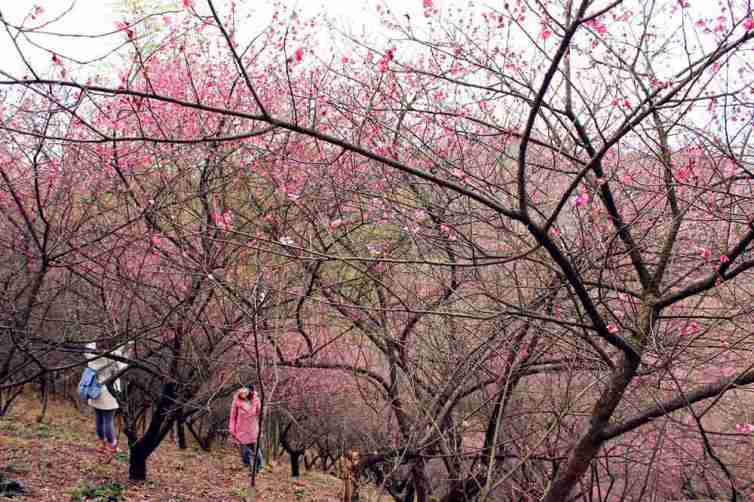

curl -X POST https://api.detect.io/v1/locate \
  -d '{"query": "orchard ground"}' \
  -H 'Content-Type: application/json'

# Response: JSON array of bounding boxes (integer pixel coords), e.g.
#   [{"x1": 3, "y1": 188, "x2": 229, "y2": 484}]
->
[{"x1": 0, "y1": 392, "x2": 384, "y2": 501}]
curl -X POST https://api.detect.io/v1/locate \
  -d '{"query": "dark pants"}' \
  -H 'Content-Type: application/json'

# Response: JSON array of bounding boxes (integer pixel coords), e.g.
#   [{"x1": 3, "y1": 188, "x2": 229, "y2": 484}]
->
[
  {"x1": 241, "y1": 443, "x2": 263, "y2": 471},
  {"x1": 95, "y1": 409, "x2": 116, "y2": 444}
]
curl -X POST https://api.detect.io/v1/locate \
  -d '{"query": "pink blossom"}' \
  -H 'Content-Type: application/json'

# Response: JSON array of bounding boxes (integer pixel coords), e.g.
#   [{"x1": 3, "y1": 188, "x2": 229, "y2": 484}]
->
[
  {"x1": 607, "y1": 324, "x2": 619, "y2": 334},
  {"x1": 737, "y1": 423, "x2": 754, "y2": 434},
  {"x1": 540, "y1": 29, "x2": 552, "y2": 40},
  {"x1": 423, "y1": 0, "x2": 433, "y2": 8},
  {"x1": 116, "y1": 21, "x2": 134, "y2": 40},
  {"x1": 574, "y1": 192, "x2": 590, "y2": 208},
  {"x1": 681, "y1": 322, "x2": 700, "y2": 337},
  {"x1": 182, "y1": 0, "x2": 193, "y2": 8},
  {"x1": 699, "y1": 248, "x2": 711, "y2": 260},
  {"x1": 216, "y1": 210, "x2": 233, "y2": 230},
  {"x1": 719, "y1": 255, "x2": 729, "y2": 264},
  {"x1": 585, "y1": 18, "x2": 607, "y2": 36},
  {"x1": 329, "y1": 218, "x2": 343, "y2": 230},
  {"x1": 51, "y1": 53, "x2": 61, "y2": 65},
  {"x1": 721, "y1": 366, "x2": 738, "y2": 377},
  {"x1": 294, "y1": 47, "x2": 304, "y2": 62},
  {"x1": 676, "y1": 166, "x2": 692, "y2": 182},
  {"x1": 745, "y1": 18, "x2": 754, "y2": 31},
  {"x1": 377, "y1": 47, "x2": 396, "y2": 73}
]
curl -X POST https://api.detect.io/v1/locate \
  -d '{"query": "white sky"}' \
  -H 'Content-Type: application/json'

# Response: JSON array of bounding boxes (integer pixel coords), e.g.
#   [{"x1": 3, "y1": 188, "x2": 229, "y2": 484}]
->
[
  {"x1": 1, "y1": 1, "x2": 124, "y2": 74},
  {"x1": 0, "y1": 0, "x2": 437, "y2": 79},
  {"x1": 0, "y1": 0, "x2": 728, "y2": 80},
  {"x1": 0, "y1": 0, "x2": 740, "y2": 145}
]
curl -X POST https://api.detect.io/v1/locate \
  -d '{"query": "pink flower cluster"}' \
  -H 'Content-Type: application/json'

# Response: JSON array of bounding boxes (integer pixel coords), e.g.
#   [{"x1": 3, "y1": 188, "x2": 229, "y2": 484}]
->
[
  {"x1": 735, "y1": 423, "x2": 754, "y2": 434},
  {"x1": 585, "y1": 18, "x2": 607, "y2": 36},
  {"x1": 680, "y1": 322, "x2": 700, "y2": 337},
  {"x1": 215, "y1": 210, "x2": 233, "y2": 231},
  {"x1": 378, "y1": 48, "x2": 396, "y2": 73},
  {"x1": 574, "y1": 190, "x2": 590, "y2": 208}
]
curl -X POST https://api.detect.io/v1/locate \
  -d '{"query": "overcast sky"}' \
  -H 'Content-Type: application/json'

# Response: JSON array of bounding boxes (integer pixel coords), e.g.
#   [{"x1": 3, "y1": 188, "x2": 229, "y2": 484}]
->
[
  {"x1": 1, "y1": 1, "x2": 126, "y2": 74},
  {"x1": 1, "y1": 0, "x2": 728, "y2": 79},
  {"x1": 0, "y1": 0, "x2": 439, "y2": 79}
]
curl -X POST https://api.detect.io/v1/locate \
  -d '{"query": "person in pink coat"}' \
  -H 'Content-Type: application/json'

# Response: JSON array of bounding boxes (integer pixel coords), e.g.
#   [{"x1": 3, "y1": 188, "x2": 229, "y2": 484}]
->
[{"x1": 229, "y1": 385, "x2": 263, "y2": 472}]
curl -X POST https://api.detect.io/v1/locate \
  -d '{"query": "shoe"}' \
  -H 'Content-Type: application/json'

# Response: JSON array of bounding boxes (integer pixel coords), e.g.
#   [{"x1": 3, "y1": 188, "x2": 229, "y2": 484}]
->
[
  {"x1": 96, "y1": 440, "x2": 108, "y2": 453},
  {"x1": 106, "y1": 440, "x2": 119, "y2": 453}
]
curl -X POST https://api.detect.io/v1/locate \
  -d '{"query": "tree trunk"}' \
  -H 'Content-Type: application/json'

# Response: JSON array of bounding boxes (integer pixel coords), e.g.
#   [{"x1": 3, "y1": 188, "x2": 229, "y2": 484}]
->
[
  {"x1": 128, "y1": 383, "x2": 177, "y2": 482},
  {"x1": 410, "y1": 461, "x2": 431, "y2": 502},
  {"x1": 176, "y1": 415, "x2": 187, "y2": 449},
  {"x1": 280, "y1": 421, "x2": 305, "y2": 478},
  {"x1": 186, "y1": 420, "x2": 210, "y2": 451},
  {"x1": 403, "y1": 482, "x2": 415, "y2": 502},
  {"x1": 541, "y1": 431, "x2": 603, "y2": 502},
  {"x1": 0, "y1": 387, "x2": 23, "y2": 417},
  {"x1": 441, "y1": 476, "x2": 483, "y2": 502},
  {"x1": 65, "y1": 377, "x2": 80, "y2": 411},
  {"x1": 542, "y1": 353, "x2": 640, "y2": 502},
  {"x1": 36, "y1": 376, "x2": 49, "y2": 423},
  {"x1": 323, "y1": 454, "x2": 334, "y2": 471},
  {"x1": 289, "y1": 451, "x2": 302, "y2": 478},
  {"x1": 129, "y1": 448, "x2": 149, "y2": 481}
]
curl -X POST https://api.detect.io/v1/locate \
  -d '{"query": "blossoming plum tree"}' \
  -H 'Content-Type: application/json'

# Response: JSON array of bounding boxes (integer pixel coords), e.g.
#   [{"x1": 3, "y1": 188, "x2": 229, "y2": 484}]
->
[{"x1": 2, "y1": 0, "x2": 754, "y2": 500}]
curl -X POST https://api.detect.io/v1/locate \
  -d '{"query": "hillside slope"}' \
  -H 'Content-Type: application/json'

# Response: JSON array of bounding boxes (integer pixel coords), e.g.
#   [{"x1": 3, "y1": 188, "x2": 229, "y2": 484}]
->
[{"x1": 0, "y1": 392, "x2": 343, "y2": 501}]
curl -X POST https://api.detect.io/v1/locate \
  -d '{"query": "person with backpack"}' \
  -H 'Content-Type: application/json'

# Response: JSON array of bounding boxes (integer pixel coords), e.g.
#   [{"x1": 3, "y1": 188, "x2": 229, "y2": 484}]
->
[
  {"x1": 83, "y1": 341, "x2": 131, "y2": 456},
  {"x1": 229, "y1": 384, "x2": 263, "y2": 473}
]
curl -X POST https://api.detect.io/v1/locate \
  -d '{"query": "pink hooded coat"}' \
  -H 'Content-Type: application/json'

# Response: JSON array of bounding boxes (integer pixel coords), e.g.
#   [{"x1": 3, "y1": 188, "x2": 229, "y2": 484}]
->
[{"x1": 229, "y1": 390, "x2": 261, "y2": 444}]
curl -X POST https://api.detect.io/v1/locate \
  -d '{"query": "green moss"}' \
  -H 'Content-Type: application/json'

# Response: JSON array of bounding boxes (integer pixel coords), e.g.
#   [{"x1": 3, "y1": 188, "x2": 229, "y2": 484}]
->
[{"x1": 68, "y1": 481, "x2": 126, "y2": 501}]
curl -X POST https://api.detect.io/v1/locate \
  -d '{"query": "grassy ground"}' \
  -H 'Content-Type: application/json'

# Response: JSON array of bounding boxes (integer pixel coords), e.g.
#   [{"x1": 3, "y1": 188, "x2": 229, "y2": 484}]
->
[{"x1": 0, "y1": 392, "x2": 355, "y2": 501}]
